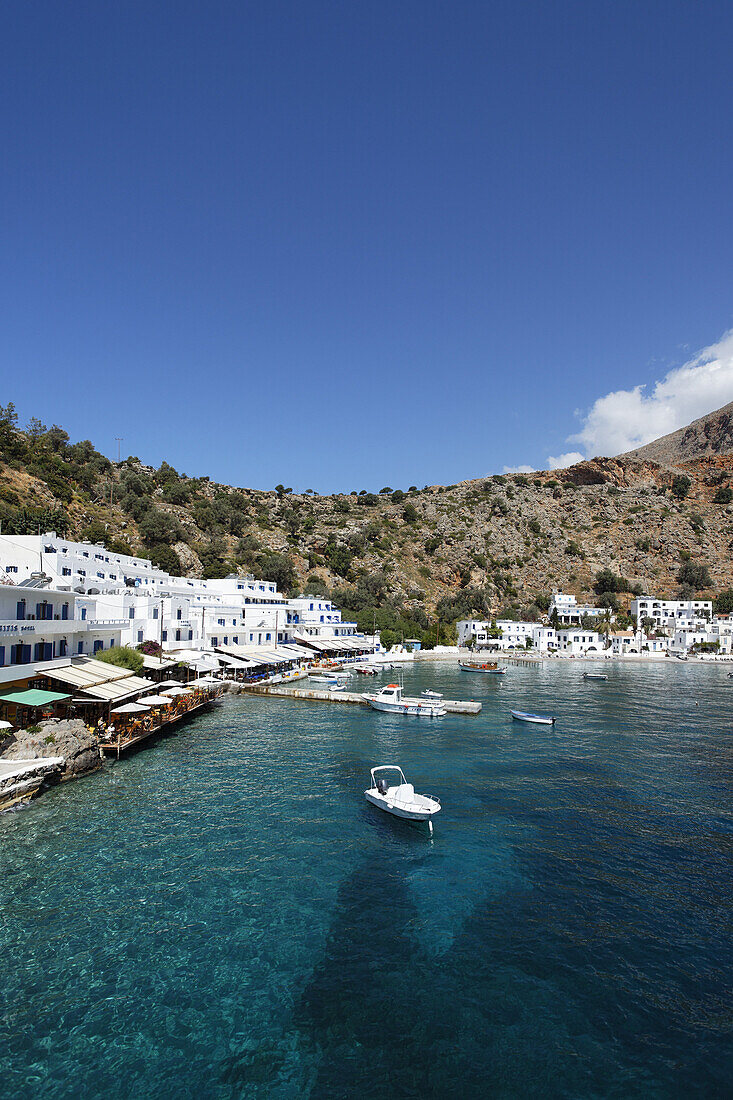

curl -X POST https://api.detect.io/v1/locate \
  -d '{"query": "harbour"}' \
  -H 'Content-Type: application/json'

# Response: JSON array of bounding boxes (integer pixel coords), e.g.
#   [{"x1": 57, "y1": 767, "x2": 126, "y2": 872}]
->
[
  {"x1": 1, "y1": 659, "x2": 731, "y2": 1096},
  {"x1": 244, "y1": 681, "x2": 482, "y2": 713}
]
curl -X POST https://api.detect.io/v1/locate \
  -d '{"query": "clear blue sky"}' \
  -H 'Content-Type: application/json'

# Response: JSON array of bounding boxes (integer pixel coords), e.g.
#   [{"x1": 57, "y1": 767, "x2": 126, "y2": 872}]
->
[{"x1": 2, "y1": 1, "x2": 733, "y2": 491}]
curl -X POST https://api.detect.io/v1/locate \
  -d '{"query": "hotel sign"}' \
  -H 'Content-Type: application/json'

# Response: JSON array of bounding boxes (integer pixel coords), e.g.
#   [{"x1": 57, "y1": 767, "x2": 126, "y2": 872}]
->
[{"x1": 0, "y1": 624, "x2": 36, "y2": 634}]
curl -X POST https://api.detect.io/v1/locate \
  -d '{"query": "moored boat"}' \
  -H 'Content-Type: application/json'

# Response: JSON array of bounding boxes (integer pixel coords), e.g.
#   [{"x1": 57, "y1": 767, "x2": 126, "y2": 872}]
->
[
  {"x1": 364, "y1": 765, "x2": 441, "y2": 831},
  {"x1": 362, "y1": 683, "x2": 446, "y2": 717},
  {"x1": 511, "y1": 710, "x2": 556, "y2": 725},
  {"x1": 459, "y1": 659, "x2": 506, "y2": 674},
  {"x1": 582, "y1": 672, "x2": 608, "y2": 681}
]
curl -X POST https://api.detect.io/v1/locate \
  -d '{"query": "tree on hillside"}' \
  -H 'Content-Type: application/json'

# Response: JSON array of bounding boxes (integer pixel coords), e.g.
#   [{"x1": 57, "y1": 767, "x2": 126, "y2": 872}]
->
[
  {"x1": 715, "y1": 589, "x2": 733, "y2": 614},
  {"x1": 671, "y1": 475, "x2": 691, "y2": 500},
  {"x1": 676, "y1": 562, "x2": 711, "y2": 591}
]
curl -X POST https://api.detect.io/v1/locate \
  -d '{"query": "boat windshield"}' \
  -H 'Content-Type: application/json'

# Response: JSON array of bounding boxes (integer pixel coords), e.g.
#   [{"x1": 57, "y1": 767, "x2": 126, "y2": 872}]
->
[{"x1": 371, "y1": 765, "x2": 406, "y2": 788}]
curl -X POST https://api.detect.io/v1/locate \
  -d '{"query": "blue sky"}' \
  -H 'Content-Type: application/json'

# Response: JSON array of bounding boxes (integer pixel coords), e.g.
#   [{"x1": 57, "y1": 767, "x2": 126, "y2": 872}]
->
[{"x1": 2, "y1": 1, "x2": 733, "y2": 491}]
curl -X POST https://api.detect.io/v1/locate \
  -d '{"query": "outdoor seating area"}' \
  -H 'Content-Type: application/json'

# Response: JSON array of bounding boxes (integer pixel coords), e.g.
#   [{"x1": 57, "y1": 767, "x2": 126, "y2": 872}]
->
[{"x1": 98, "y1": 680, "x2": 223, "y2": 757}]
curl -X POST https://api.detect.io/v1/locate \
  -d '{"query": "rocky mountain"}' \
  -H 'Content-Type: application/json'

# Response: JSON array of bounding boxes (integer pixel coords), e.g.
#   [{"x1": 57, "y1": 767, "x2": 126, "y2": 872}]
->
[
  {"x1": 622, "y1": 399, "x2": 733, "y2": 466},
  {"x1": 1, "y1": 402, "x2": 732, "y2": 643}
]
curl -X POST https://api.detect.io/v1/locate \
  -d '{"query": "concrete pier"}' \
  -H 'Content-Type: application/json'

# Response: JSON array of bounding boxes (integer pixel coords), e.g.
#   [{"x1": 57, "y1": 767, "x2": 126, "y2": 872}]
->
[{"x1": 243, "y1": 683, "x2": 482, "y2": 714}]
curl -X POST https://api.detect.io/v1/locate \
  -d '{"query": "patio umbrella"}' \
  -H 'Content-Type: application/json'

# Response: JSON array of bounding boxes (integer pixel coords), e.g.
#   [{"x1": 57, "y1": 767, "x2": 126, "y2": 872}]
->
[
  {"x1": 111, "y1": 702, "x2": 152, "y2": 715},
  {"x1": 162, "y1": 687, "x2": 192, "y2": 697},
  {"x1": 193, "y1": 677, "x2": 219, "y2": 685},
  {"x1": 141, "y1": 694, "x2": 174, "y2": 705},
  {"x1": 0, "y1": 720, "x2": 13, "y2": 730},
  {"x1": 157, "y1": 680, "x2": 182, "y2": 688}
]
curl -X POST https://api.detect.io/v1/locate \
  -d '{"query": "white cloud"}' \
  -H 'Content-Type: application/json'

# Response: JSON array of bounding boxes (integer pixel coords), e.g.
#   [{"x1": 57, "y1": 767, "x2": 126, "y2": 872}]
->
[
  {"x1": 564, "y1": 329, "x2": 733, "y2": 459},
  {"x1": 502, "y1": 463, "x2": 535, "y2": 474},
  {"x1": 547, "y1": 452, "x2": 584, "y2": 470}
]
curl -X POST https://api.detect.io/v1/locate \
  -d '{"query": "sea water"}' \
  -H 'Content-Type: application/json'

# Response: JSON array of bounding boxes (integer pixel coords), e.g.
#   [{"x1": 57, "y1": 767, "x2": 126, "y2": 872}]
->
[{"x1": 0, "y1": 661, "x2": 731, "y2": 1098}]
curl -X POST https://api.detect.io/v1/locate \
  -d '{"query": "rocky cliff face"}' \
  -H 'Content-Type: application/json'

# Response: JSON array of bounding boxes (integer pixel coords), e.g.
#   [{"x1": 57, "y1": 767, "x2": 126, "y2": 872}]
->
[{"x1": 622, "y1": 400, "x2": 733, "y2": 467}]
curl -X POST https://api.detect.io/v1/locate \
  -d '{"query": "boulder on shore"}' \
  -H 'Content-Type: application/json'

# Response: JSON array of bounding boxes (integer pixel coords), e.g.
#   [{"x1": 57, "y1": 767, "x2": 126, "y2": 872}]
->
[{"x1": 0, "y1": 719, "x2": 102, "y2": 779}]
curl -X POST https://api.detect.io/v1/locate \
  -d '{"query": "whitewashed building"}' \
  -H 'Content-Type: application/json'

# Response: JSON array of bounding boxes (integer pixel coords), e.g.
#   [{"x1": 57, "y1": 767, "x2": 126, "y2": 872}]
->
[
  {"x1": 287, "y1": 596, "x2": 358, "y2": 640},
  {"x1": 0, "y1": 580, "x2": 123, "y2": 687},
  {"x1": 631, "y1": 597, "x2": 712, "y2": 630},
  {"x1": 548, "y1": 593, "x2": 606, "y2": 626},
  {"x1": 556, "y1": 629, "x2": 604, "y2": 655}
]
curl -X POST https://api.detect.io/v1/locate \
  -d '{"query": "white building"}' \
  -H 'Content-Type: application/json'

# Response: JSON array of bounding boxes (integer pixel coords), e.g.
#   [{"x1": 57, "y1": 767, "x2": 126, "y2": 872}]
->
[
  {"x1": 0, "y1": 579, "x2": 123, "y2": 687},
  {"x1": 670, "y1": 620, "x2": 733, "y2": 656},
  {"x1": 287, "y1": 596, "x2": 358, "y2": 640},
  {"x1": 556, "y1": 629, "x2": 604, "y2": 655},
  {"x1": 548, "y1": 593, "x2": 606, "y2": 626},
  {"x1": 0, "y1": 532, "x2": 366, "y2": 659},
  {"x1": 631, "y1": 597, "x2": 712, "y2": 630},
  {"x1": 457, "y1": 619, "x2": 556, "y2": 652}
]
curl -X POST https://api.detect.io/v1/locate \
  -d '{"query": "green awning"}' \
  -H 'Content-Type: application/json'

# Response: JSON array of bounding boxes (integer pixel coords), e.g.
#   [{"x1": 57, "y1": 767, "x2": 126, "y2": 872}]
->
[{"x1": 0, "y1": 689, "x2": 71, "y2": 707}]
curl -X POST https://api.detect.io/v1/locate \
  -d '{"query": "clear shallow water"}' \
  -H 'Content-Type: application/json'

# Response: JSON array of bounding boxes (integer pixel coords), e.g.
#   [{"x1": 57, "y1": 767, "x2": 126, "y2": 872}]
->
[{"x1": 1, "y1": 661, "x2": 731, "y2": 1098}]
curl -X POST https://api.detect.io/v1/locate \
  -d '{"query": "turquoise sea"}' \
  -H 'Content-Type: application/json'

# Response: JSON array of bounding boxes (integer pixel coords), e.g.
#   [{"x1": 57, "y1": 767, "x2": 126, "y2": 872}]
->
[{"x1": 1, "y1": 661, "x2": 731, "y2": 1098}]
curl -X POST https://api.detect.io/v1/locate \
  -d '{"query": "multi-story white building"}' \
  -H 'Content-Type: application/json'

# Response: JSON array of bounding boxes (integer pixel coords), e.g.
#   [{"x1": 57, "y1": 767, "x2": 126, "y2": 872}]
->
[
  {"x1": 0, "y1": 579, "x2": 123, "y2": 686},
  {"x1": 631, "y1": 597, "x2": 712, "y2": 630},
  {"x1": 0, "y1": 533, "x2": 364, "y2": 657},
  {"x1": 457, "y1": 619, "x2": 556, "y2": 652},
  {"x1": 556, "y1": 629, "x2": 604, "y2": 655},
  {"x1": 548, "y1": 593, "x2": 605, "y2": 626},
  {"x1": 287, "y1": 596, "x2": 357, "y2": 640}
]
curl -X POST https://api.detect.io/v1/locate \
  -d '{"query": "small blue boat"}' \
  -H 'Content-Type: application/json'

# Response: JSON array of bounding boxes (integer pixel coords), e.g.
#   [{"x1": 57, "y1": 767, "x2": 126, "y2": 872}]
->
[{"x1": 511, "y1": 710, "x2": 556, "y2": 725}]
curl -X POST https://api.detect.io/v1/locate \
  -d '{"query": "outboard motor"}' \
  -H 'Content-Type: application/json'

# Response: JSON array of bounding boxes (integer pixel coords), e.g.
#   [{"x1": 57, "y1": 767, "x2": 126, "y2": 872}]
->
[{"x1": 376, "y1": 777, "x2": 389, "y2": 795}]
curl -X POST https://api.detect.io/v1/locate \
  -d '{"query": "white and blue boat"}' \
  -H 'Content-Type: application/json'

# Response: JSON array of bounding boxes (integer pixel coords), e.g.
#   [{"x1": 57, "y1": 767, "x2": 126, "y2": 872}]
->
[{"x1": 511, "y1": 710, "x2": 556, "y2": 725}]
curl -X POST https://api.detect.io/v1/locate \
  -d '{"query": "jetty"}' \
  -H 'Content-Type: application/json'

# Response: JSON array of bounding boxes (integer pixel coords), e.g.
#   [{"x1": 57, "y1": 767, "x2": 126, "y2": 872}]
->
[{"x1": 243, "y1": 683, "x2": 482, "y2": 714}]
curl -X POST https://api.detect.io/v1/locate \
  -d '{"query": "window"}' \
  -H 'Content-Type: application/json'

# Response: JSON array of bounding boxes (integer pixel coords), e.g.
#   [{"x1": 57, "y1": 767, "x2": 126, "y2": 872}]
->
[
  {"x1": 80, "y1": 607, "x2": 87, "y2": 620},
  {"x1": 188, "y1": 630, "x2": 193, "y2": 640},
  {"x1": 16, "y1": 600, "x2": 25, "y2": 620},
  {"x1": 128, "y1": 608, "x2": 135, "y2": 619},
  {"x1": 266, "y1": 633, "x2": 271, "y2": 641},
  {"x1": 175, "y1": 629, "x2": 181, "y2": 641},
  {"x1": 61, "y1": 603, "x2": 69, "y2": 620},
  {"x1": 0, "y1": 646, "x2": 4, "y2": 666},
  {"x1": 93, "y1": 640, "x2": 103, "y2": 653},
  {"x1": 62, "y1": 567, "x2": 71, "y2": 576},
  {"x1": 162, "y1": 630, "x2": 168, "y2": 642},
  {"x1": 211, "y1": 637, "x2": 218, "y2": 646},
  {"x1": 152, "y1": 608, "x2": 159, "y2": 619},
  {"x1": 176, "y1": 608, "x2": 182, "y2": 620},
  {"x1": 77, "y1": 641, "x2": 84, "y2": 654},
  {"x1": 137, "y1": 630, "x2": 143, "y2": 643}
]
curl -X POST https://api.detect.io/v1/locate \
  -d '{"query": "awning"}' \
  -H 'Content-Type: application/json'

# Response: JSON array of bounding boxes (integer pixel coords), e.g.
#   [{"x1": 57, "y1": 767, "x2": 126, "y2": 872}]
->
[
  {"x1": 216, "y1": 654, "x2": 258, "y2": 669},
  {"x1": 0, "y1": 688, "x2": 71, "y2": 707},
  {"x1": 296, "y1": 637, "x2": 333, "y2": 652},
  {"x1": 79, "y1": 675, "x2": 154, "y2": 703},
  {"x1": 46, "y1": 658, "x2": 134, "y2": 691},
  {"x1": 141, "y1": 655, "x2": 178, "y2": 671}
]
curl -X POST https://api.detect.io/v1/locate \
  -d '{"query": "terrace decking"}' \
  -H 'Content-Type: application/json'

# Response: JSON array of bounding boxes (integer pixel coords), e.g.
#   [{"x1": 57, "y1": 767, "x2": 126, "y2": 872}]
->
[
  {"x1": 243, "y1": 683, "x2": 482, "y2": 714},
  {"x1": 100, "y1": 696, "x2": 218, "y2": 758}
]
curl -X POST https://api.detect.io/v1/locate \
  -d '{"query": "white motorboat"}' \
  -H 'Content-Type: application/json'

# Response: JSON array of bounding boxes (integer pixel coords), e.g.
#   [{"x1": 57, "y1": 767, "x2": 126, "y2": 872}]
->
[
  {"x1": 364, "y1": 765, "x2": 441, "y2": 831},
  {"x1": 582, "y1": 672, "x2": 608, "y2": 681},
  {"x1": 308, "y1": 671, "x2": 348, "y2": 685},
  {"x1": 421, "y1": 689, "x2": 443, "y2": 699},
  {"x1": 362, "y1": 683, "x2": 446, "y2": 717},
  {"x1": 511, "y1": 710, "x2": 556, "y2": 725},
  {"x1": 353, "y1": 665, "x2": 380, "y2": 676}
]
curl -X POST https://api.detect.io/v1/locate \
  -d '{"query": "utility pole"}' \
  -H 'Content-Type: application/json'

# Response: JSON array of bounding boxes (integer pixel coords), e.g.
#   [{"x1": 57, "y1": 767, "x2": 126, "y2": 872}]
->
[{"x1": 115, "y1": 438, "x2": 123, "y2": 463}]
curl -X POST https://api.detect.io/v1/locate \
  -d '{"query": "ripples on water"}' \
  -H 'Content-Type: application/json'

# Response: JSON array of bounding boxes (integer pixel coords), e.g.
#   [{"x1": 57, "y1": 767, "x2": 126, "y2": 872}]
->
[{"x1": 0, "y1": 662, "x2": 731, "y2": 1097}]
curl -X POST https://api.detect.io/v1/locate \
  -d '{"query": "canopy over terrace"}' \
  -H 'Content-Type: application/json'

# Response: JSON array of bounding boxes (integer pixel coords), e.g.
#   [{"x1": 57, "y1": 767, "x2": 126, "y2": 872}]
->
[
  {"x1": 41, "y1": 657, "x2": 159, "y2": 712},
  {"x1": 0, "y1": 688, "x2": 71, "y2": 724}
]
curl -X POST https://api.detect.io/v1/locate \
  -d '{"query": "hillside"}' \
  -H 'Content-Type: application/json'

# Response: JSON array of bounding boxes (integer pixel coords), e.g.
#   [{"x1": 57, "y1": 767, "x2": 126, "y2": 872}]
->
[
  {"x1": 622, "y1": 399, "x2": 733, "y2": 466},
  {"x1": 1, "y1": 402, "x2": 733, "y2": 642}
]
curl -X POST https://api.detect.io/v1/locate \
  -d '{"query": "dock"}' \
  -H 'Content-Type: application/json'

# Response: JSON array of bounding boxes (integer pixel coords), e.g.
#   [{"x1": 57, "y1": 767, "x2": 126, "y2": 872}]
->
[
  {"x1": 100, "y1": 696, "x2": 217, "y2": 758},
  {"x1": 243, "y1": 683, "x2": 482, "y2": 714}
]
